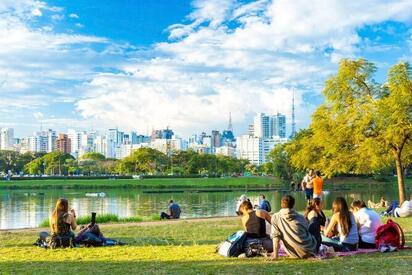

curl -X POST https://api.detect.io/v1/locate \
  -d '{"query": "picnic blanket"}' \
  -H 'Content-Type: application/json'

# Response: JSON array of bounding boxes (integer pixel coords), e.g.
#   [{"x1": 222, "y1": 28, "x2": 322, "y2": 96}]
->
[{"x1": 277, "y1": 246, "x2": 410, "y2": 260}]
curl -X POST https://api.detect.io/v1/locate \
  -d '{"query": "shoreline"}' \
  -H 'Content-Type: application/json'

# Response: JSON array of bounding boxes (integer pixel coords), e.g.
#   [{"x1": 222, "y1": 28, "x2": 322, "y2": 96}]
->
[{"x1": 0, "y1": 215, "x2": 239, "y2": 233}]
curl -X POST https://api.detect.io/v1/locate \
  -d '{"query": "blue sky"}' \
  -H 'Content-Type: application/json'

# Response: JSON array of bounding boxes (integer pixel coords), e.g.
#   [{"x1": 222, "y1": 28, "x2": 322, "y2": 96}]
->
[{"x1": 1, "y1": 0, "x2": 412, "y2": 137}]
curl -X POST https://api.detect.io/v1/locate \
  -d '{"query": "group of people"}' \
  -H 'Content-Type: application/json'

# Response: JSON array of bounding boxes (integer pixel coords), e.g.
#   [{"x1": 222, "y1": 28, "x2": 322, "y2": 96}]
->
[
  {"x1": 368, "y1": 195, "x2": 412, "y2": 218},
  {"x1": 301, "y1": 169, "x2": 324, "y2": 203},
  {"x1": 238, "y1": 194, "x2": 388, "y2": 259}
]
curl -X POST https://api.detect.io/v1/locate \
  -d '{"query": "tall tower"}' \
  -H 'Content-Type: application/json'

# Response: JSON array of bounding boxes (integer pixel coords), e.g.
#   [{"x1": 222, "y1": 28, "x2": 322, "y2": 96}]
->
[
  {"x1": 228, "y1": 112, "x2": 233, "y2": 132},
  {"x1": 291, "y1": 89, "x2": 296, "y2": 138}
]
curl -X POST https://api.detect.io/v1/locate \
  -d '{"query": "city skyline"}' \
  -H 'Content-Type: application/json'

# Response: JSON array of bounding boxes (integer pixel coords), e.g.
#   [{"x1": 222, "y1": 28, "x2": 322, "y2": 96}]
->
[{"x1": 1, "y1": 1, "x2": 412, "y2": 137}]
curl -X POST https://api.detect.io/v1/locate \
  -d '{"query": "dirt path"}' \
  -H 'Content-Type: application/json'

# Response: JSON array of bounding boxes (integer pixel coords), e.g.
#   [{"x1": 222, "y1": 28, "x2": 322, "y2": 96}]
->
[{"x1": 0, "y1": 216, "x2": 239, "y2": 234}]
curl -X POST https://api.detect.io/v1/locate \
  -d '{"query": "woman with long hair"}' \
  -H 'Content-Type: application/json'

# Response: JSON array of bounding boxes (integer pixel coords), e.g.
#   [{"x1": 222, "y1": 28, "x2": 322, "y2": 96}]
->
[
  {"x1": 49, "y1": 198, "x2": 77, "y2": 247},
  {"x1": 304, "y1": 198, "x2": 327, "y2": 230},
  {"x1": 321, "y1": 197, "x2": 358, "y2": 251}
]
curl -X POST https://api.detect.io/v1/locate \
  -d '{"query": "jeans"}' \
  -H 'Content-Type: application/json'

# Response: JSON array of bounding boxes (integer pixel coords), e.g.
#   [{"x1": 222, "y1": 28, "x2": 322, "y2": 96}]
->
[
  {"x1": 321, "y1": 235, "x2": 357, "y2": 252},
  {"x1": 160, "y1": 212, "x2": 171, "y2": 219}
]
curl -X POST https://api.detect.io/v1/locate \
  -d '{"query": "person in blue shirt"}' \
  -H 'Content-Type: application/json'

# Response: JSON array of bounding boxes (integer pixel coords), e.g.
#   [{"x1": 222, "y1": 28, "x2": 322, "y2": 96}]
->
[
  {"x1": 160, "y1": 200, "x2": 181, "y2": 220},
  {"x1": 258, "y1": 194, "x2": 272, "y2": 213}
]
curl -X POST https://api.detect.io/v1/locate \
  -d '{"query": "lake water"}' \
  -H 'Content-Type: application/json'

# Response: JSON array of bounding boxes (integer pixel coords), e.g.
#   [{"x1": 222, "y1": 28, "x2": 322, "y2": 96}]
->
[{"x1": 0, "y1": 184, "x2": 400, "y2": 229}]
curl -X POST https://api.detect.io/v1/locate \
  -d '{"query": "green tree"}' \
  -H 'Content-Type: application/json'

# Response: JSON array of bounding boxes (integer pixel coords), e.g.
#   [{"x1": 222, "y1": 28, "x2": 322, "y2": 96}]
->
[
  {"x1": 118, "y1": 148, "x2": 168, "y2": 174},
  {"x1": 287, "y1": 59, "x2": 412, "y2": 203}
]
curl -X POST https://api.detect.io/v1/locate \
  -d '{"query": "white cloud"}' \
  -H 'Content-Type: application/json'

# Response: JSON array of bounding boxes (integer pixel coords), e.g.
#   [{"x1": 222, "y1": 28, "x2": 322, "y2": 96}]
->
[
  {"x1": 2, "y1": 0, "x2": 412, "y2": 136},
  {"x1": 69, "y1": 13, "x2": 79, "y2": 19}
]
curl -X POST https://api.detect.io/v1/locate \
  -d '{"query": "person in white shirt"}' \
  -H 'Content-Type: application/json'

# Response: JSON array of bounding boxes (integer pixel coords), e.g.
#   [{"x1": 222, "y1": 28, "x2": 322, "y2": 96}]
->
[
  {"x1": 351, "y1": 200, "x2": 382, "y2": 249},
  {"x1": 301, "y1": 169, "x2": 314, "y2": 204},
  {"x1": 394, "y1": 194, "x2": 412, "y2": 218}
]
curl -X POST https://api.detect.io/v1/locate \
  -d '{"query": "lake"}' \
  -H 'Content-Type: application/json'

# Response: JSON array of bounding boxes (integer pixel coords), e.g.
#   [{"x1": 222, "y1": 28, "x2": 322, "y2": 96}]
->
[{"x1": 0, "y1": 184, "x2": 399, "y2": 229}]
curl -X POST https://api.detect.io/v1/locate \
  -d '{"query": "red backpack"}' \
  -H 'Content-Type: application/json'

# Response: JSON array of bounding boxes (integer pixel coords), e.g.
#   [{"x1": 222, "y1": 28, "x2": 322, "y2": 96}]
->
[{"x1": 375, "y1": 219, "x2": 405, "y2": 248}]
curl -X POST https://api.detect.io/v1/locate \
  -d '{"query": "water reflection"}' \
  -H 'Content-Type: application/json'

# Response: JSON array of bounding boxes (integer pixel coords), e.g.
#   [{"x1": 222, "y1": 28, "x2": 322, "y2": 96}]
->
[{"x1": 0, "y1": 184, "x2": 398, "y2": 229}]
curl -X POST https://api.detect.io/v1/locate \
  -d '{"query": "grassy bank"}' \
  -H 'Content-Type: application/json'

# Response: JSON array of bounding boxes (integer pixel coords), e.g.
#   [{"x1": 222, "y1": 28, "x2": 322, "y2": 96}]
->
[
  {"x1": 38, "y1": 214, "x2": 160, "y2": 227},
  {"x1": 0, "y1": 217, "x2": 411, "y2": 274},
  {"x1": 0, "y1": 177, "x2": 278, "y2": 190}
]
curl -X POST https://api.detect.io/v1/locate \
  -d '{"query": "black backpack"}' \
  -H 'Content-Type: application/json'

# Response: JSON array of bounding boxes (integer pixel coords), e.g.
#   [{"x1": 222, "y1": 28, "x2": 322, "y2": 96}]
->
[{"x1": 49, "y1": 232, "x2": 74, "y2": 249}]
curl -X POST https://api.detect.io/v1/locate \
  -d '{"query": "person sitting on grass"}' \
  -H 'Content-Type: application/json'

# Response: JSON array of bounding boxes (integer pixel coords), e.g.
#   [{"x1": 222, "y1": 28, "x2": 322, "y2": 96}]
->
[
  {"x1": 381, "y1": 200, "x2": 399, "y2": 216},
  {"x1": 49, "y1": 198, "x2": 77, "y2": 248},
  {"x1": 322, "y1": 197, "x2": 359, "y2": 252},
  {"x1": 304, "y1": 198, "x2": 327, "y2": 231},
  {"x1": 351, "y1": 200, "x2": 382, "y2": 249},
  {"x1": 270, "y1": 195, "x2": 319, "y2": 260},
  {"x1": 394, "y1": 194, "x2": 412, "y2": 218},
  {"x1": 160, "y1": 200, "x2": 181, "y2": 220},
  {"x1": 367, "y1": 197, "x2": 388, "y2": 209},
  {"x1": 257, "y1": 194, "x2": 271, "y2": 212},
  {"x1": 238, "y1": 200, "x2": 273, "y2": 252}
]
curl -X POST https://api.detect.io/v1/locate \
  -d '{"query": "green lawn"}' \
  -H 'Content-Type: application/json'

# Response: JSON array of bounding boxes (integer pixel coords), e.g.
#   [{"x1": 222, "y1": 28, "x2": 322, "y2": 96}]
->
[
  {"x1": 0, "y1": 177, "x2": 278, "y2": 190},
  {"x1": 0, "y1": 217, "x2": 411, "y2": 274}
]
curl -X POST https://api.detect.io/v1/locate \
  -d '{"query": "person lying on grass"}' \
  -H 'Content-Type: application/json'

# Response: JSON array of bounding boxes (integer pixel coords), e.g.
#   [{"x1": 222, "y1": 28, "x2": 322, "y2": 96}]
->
[
  {"x1": 270, "y1": 195, "x2": 319, "y2": 260},
  {"x1": 238, "y1": 200, "x2": 273, "y2": 252}
]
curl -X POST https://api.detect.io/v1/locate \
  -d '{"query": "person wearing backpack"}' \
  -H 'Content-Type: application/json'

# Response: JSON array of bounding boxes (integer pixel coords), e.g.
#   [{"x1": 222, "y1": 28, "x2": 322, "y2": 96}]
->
[
  {"x1": 351, "y1": 200, "x2": 382, "y2": 249},
  {"x1": 322, "y1": 197, "x2": 359, "y2": 252},
  {"x1": 49, "y1": 198, "x2": 77, "y2": 248}
]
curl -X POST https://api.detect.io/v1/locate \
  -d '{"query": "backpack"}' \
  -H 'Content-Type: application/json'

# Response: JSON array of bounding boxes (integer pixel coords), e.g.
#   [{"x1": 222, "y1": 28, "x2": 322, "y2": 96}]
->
[
  {"x1": 218, "y1": 231, "x2": 248, "y2": 257},
  {"x1": 375, "y1": 219, "x2": 405, "y2": 248},
  {"x1": 243, "y1": 238, "x2": 267, "y2": 257},
  {"x1": 49, "y1": 231, "x2": 74, "y2": 249}
]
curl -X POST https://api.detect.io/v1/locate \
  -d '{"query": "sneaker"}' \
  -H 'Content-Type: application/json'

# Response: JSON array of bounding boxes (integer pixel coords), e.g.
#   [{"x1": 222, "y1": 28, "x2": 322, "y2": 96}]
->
[
  {"x1": 388, "y1": 246, "x2": 397, "y2": 252},
  {"x1": 379, "y1": 245, "x2": 389, "y2": 253},
  {"x1": 238, "y1": 253, "x2": 247, "y2": 258}
]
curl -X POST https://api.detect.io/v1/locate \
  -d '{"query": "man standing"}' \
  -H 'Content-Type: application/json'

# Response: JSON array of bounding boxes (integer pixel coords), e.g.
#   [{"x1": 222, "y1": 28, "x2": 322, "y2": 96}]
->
[
  {"x1": 258, "y1": 194, "x2": 272, "y2": 212},
  {"x1": 270, "y1": 195, "x2": 319, "y2": 259},
  {"x1": 301, "y1": 169, "x2": 314, "y2": 203},
  {"x1": 160, "y1": 200, "x2": 181, "y2": 220}
]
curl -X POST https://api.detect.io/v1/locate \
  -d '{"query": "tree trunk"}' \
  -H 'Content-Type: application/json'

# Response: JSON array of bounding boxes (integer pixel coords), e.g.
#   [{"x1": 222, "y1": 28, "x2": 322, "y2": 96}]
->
[{"x1": 394, "y1": 152, "x2": 406, "y2": 204}]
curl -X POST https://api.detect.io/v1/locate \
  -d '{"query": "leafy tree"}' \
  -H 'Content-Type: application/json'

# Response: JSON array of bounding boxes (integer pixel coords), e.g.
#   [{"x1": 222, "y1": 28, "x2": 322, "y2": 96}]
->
[
  {"x1": 118, "y1": 148, "x2": 168, "y2": 174},
  {"x1": 287, "y1": 59, "x2": 412, "y2": 203},
  {"x1": 267, "y1": 144, "x2": 295, "y2": 180},
  {"x1": 24, "y1": 152, "x2": 74, "y2": 175},
  {"x1": 80, "y1": 152, "x2": 106, "y2": 161}
]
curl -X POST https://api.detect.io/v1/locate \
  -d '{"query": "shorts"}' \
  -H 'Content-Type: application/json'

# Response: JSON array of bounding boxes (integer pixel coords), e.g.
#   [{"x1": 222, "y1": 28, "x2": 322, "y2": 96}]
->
[
  {"x1": 305, "y1": 188, "x2": 313, "y2": 200},
  {"x1": 313, "y1": 193, "x2": 323, "y2": 199}
]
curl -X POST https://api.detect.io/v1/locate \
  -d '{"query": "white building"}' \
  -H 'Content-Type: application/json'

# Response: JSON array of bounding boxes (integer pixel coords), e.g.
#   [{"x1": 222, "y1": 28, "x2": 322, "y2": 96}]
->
[
  {"x1": 0, "y1": 128, "x2": 15, "y2": 150},
  {"x1": 150, "y1": 137, "x2": 187, "y2": 155},
  {"x1": 253, "y1": 113, "x2": 270, "y2": 138},
  {"x1": 215, "y1": 145, "x2": 237, "y2": 158},
  {"x1": 236, "y1": 135, "x2": 263, "y2": 165},
  {"x1": 28, "y1": 132, "x2": 48, "y2": 153},
  {"x1": 47, "y1": 129, "x2": 57, "y2": 153},
  {"x1": 236, "y1": 135, "x2": 288, "y2": 165}
]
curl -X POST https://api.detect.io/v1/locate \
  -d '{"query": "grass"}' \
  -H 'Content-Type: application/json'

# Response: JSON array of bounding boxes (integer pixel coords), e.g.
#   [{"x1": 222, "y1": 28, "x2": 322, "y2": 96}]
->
[
  {"x1": 38, "y1": 214, "x2": 160, "y2": 227},
  {"x1": 0, "y1": 216, "x2": 411, "y2": 274},
  {"x1": 0, "y1": 177, "x2": 278, "y2": 190}
]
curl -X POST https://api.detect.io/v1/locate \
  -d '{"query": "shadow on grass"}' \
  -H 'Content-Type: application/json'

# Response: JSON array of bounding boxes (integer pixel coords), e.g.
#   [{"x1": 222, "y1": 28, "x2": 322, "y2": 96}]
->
[{"x1": 1, "y1": 251, "x2": 412, "y2": 274}]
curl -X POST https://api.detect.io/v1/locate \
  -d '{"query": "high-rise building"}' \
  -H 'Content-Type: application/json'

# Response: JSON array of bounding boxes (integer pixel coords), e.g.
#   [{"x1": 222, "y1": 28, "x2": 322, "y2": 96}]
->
[
  {"x1": 270, "y1": 113, "x2": 286, "y2": 138},
  {"x1": 0, "y1": 128, "x2": 14, "y2": 150},
  {"x1": 28, "y1": 131, "x2": 48, "y2": 153},
  {"x1": 236, "y1": 135, "x2": 263, "y2": 165},
  {"x1": 47, "y1": 129, "x2": 57, "y2": 153},
  {"x1": 211, "y1": 130, "x2": 221, "y2": 148},
  {"x1": 253, "y1": 113, "x2": 270, "y2": 138},
  {"x1": 56, "y1": 134, "x2": 71, "y2": 154},
  {"x1": 131, "y1": 132, "x2": 150, "y2": 144}
]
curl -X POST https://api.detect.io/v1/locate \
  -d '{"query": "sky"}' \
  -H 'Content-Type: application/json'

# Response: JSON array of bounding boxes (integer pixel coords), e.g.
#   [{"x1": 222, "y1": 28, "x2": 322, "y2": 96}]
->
[{"x1": 1, "y1": 0, "x2": 412, "y2": 138}]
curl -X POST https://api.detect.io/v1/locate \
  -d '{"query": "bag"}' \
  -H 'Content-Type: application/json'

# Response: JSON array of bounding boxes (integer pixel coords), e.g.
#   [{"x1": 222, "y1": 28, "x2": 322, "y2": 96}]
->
[
  {"x1": 218, "y1": 231, "x2": 247, "y2": 257},
  {"x1": 49, "y1": 231, "x2": 74, "y2": 249},
  {"x1": 243, "y1": 238, "x2": 266, "y2": 257},
  {"x1": 375, "y1": 219, "x2": 405, "y2": 248}
]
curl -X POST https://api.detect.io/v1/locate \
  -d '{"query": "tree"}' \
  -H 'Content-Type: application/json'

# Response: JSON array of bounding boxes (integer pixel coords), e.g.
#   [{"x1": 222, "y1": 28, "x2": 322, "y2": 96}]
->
[
  {"x1": 80, "y1": 152, "x2": 106, "y2": 161},
  {"x1": 118, "y1": 148, "x2": 168, "y2": 174},
  {"x1": 267, "y1": 144, "x2": 294, "y2": 180},
  {"x1": 24, "y1": 152, "x2": 74, "y2": 175},
  {"x1": 287, "y1": 59, "x2": 412, "y2": 203}
]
